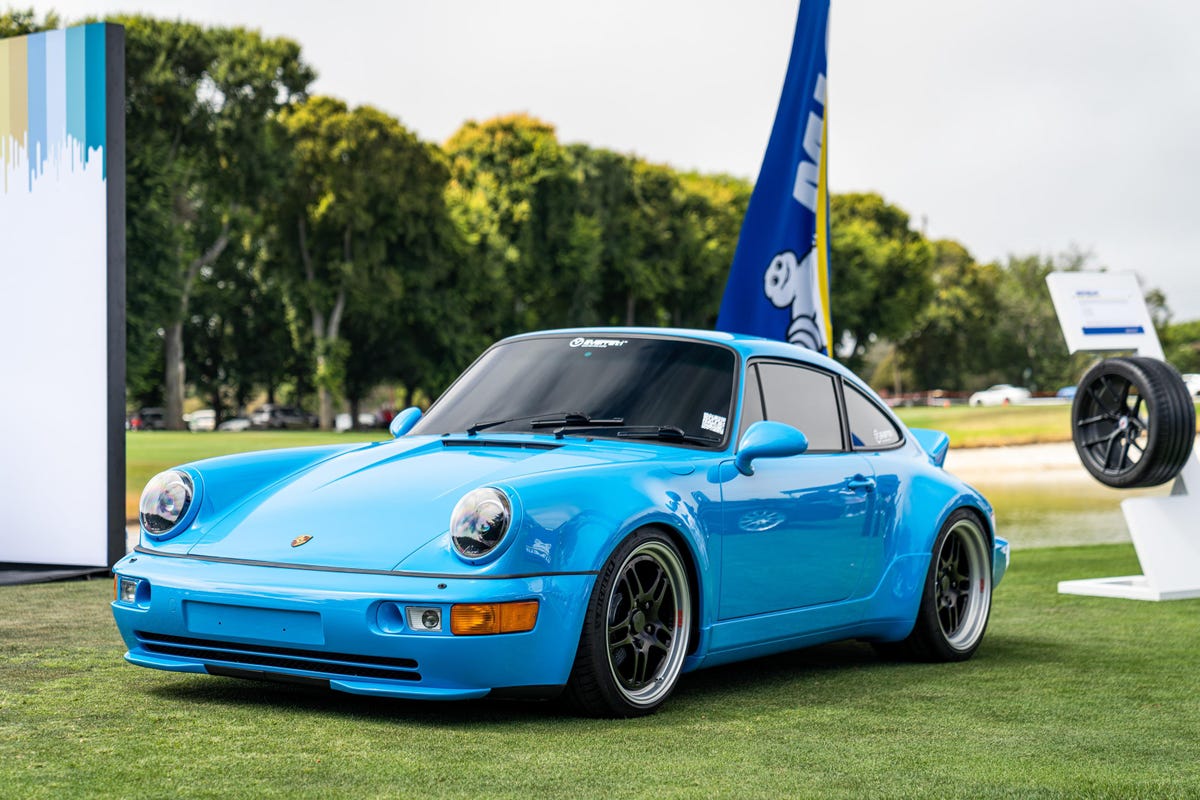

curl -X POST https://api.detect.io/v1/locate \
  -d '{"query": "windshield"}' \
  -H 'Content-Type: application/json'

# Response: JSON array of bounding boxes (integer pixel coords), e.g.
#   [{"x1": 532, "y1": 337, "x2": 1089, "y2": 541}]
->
[{"x1": 412, "y1": 335, "x2": 737, "y2": 447}]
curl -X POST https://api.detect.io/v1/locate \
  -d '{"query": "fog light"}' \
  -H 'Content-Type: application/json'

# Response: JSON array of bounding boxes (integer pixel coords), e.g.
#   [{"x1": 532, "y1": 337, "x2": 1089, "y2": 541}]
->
[
  {"x1": 450, "y1": 600, "x2": 538, "y2": 635},
  {"x1": 118, "y1": 577, "x2": 139, "y2": 604},
  {"x1": 406, "y1": 606, "x2": 442, "y2": 632}
]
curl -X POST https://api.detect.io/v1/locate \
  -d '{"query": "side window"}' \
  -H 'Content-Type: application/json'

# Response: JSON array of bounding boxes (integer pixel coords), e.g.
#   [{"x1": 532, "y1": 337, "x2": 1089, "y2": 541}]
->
[
  {"x1": 755, "y1": 362, "x2": 844, "y2": 451},
  {"x1": 845, "y1": 385, "x2": 902, "y2": 450},
  {"x1": 738, "y1": 364, "x2": 765, "y2": 435}
]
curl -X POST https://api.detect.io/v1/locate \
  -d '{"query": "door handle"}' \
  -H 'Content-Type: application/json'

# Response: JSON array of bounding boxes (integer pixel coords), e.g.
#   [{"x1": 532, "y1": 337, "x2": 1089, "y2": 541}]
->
[{"x1": 846, "y1": 475, "x2": 876, "y2": 492}]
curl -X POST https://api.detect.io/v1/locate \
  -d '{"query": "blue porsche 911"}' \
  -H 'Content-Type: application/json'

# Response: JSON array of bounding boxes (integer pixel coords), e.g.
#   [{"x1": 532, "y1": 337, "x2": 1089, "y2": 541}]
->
[{"x1": 112, "y1": 328, "x2": 1008, "y2": 717}]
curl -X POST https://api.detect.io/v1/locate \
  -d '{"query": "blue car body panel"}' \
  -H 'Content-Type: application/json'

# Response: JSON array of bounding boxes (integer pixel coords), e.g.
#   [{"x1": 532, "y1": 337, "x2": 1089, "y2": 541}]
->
[{"x1": 113, "y1": 327, "x2": 1007, "y2": 701}]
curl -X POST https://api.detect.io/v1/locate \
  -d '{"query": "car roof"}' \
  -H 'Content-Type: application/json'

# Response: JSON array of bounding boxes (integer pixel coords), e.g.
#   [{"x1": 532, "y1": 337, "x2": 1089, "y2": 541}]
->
[{"x1": 501, "y1": 327, "x2": 872, "y2": 393}]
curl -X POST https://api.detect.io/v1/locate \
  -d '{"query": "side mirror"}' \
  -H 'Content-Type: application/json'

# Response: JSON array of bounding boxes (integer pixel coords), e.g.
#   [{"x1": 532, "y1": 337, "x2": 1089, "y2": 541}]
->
[
  {"x1": 389, "y1": 406, "x2": 423, "y2": 438},
  {"x1": 734, "y1": 420, "x2": 808, "y2": 476}
]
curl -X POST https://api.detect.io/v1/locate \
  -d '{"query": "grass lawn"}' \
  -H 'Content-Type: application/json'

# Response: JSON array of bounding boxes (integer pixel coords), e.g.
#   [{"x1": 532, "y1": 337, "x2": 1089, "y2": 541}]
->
[
  {"x1": 894, "y1": 403, "x2": 1074, "y2": 448},
  {"x1": 1, "y1": 545, "x2": 1197, "y2": 798}
]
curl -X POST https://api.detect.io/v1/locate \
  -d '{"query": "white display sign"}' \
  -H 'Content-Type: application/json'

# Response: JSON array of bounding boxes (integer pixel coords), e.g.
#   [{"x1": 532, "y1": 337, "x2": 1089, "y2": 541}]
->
[
  {"x1": 1046, "y1": 271, "x2": 1163, "y2": 359},
  {"x1": 0, "y1": 25, "x2": 124, "y2": 572}
]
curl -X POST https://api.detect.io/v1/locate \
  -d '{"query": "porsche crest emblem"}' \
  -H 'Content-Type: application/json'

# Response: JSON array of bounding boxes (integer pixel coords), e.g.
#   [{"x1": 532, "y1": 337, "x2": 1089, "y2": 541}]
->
[{"x1": 291, "y1": 535, "x2": 313, "y2": 547}]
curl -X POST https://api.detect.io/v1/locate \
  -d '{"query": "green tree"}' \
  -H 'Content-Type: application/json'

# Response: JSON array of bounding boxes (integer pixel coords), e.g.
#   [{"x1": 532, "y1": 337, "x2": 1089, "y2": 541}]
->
[
  {"x1": 987, "y1": 252, "x2": 1079, "y2": 391},
  {"x1": 184, "y1": 236, "x2": 298, "y2": 420},
  {"x1": 119, "y1": 16, "x2": 313, "y2": 428},
  {"x1": 1163, "y1": 320, "x2": 1200, "y2": 375},
  {"x1": 444, "y1": 114, "x2": 580, "y2": 337},
  {"x1": 581, "y1": 156, "x2": 686, "y2": 327},
  {"x1": 670, "y1": 172, "x2": 751, "y2": 328},
  {"x1": 0, "y1": 7, "x2": 59, "y2": 36},
  {"x1": 272, "y1": 96, "x2": 454, "y2": 428},
  {"x1": 829, "y1": 193, "x2": 934, "y2": 370},
  {"x1": 900, "y1": 240, "x2": 1002, "y2": 390}
]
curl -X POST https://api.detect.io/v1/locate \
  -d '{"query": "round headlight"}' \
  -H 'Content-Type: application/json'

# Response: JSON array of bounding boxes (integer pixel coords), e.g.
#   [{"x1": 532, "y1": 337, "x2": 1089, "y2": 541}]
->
[
  {"x1": 450, "y1": 488, "x2": 512, "y2": 559},
  {"x1": 139, "y1": 470, "x2": 195, "y2": 536}
]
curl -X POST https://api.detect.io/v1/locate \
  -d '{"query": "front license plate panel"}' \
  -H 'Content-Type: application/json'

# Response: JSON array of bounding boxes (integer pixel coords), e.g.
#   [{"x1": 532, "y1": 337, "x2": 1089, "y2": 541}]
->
[{"x1": 184, "y1": 601, "x2": 325, "y2": 646}]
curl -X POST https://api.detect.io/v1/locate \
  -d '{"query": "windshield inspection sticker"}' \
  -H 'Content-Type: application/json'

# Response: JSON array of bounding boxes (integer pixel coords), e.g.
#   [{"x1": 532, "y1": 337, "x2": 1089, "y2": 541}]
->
[
  {"x1": 701, "y1": 412, "x2": 727, "y2": 436},
  {"x1": 569, "y1": 337, "x2": 627, "y2": 348}
]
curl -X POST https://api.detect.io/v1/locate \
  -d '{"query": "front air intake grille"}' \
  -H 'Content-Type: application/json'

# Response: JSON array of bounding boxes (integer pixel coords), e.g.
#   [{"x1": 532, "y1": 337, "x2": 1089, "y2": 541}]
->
[{"x1": 136, "y1": 631, "x2": 421, "y2": 682}]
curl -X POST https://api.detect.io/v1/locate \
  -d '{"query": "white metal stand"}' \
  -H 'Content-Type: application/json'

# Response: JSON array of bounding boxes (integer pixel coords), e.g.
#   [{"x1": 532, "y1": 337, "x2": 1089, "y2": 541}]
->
[
  {"x1": 1058, "y1": 457, "x2": 1200, "y2": 600},
  {"x1": 1047, "y1": 271, "x2": 1200, "y2": 601}
]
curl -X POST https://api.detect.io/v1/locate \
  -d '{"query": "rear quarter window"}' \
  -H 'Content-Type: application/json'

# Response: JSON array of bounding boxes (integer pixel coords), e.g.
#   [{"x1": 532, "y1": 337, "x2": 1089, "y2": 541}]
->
[{"x1": 844, "y1": 385, "x2": 903, "y2": 450}]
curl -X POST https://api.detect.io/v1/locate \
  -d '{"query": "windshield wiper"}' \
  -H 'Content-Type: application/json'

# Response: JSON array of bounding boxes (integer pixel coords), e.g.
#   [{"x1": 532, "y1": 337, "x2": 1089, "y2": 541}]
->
[
  {"x1": 615, "y1": 425, "x2": 723, "y2": 446},
  {"x1": 529, "y1": 413, "x2": 624, "y2": 429},
  {"x1": 466, "y1": 411, "x2": 623, "y2": 436}
]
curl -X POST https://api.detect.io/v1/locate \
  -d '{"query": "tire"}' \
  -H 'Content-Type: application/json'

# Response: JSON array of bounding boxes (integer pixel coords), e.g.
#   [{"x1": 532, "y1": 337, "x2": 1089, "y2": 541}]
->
[
  {"x1": 565, "y1": 529, "x2": 692, "y2": 717},
  {"x1": 1072, "y1": 357, "x2": 1195, "y2": 489},
  {"x1": 875, "y1": 510, "x2": 992, "y2": 662}
]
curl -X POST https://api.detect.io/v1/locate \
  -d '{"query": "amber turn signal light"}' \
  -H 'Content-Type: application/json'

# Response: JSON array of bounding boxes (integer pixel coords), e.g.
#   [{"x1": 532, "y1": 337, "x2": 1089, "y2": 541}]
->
[{"x1": 450, "y1": 600, "x2": 539, "y2": 635}]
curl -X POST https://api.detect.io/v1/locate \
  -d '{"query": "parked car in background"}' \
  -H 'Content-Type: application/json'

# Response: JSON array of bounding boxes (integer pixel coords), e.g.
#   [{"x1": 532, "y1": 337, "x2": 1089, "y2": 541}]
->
[
  {"x1": 250, "y1": 404, "x2": 312, "y2": 430},
  {"x1": 1183, "y1": 374, "x2": 1200, "y2": 398},
  {"x1": 968, "y1": 384, "x2": 1032, "y2": 407},
  {"x1": 129, "y1": 407, "x2": 166, "y2": 431},
  {"x1": 1056, "y1": 386, "x2": 1077, "y2": 400},
  {"x1": 335, "y1": 412, "x2": 379, "y2": 433},
  {"x1": 218, "y1": 417, "x2": 252, "y2": 432},
  {"x1": 184, "y1": 409, "x2": 217, "y2": 431}
]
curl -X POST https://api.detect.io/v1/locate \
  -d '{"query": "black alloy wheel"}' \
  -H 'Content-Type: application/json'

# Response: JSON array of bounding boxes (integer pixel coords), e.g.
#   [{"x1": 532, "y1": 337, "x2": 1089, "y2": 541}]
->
[
  {"x1": 874, "y1": 509, "x2": 992, "y2": 662},
  {"x1": 1072, "y1": 357, "x2": 1194, "y2": 489},
  {"x1": 565, "y1": 529, "x2": 692, "y2": 718}
]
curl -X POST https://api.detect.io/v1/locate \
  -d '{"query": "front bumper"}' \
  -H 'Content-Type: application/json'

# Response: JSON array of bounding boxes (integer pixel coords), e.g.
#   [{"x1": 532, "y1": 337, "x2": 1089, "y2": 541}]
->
[{"x1": 111, "y1": 551, "x2": 595, "y2": 700}]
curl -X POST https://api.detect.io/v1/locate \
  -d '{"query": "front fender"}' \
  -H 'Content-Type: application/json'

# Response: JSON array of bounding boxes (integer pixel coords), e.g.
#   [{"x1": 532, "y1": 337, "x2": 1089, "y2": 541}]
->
[{"x1": 394, "y1": 462, "x2": 722, "y2": 586}]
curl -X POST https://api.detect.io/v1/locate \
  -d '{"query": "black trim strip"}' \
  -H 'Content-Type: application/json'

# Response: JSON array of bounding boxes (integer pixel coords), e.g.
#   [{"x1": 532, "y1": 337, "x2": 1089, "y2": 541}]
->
[
  {"x1": 131, "y1": 547, "x2": 599, "y2": 580},
  {"x1": 137, "y1": 633, "x2": 421, "y2": 683},
  {"x1": 106, "y1": 23, "x2": 127, "y2": 570},
  {"x1": 137, "y1": 631, "x2": 419, "y2": 670},
  {"x1": 441, "y1": 438, "x2": 561, "y2": 451}
]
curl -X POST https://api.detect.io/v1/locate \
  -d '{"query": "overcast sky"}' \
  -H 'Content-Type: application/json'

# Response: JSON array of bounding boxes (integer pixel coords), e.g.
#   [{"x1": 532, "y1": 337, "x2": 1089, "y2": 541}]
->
[{"x1": 20, "y1": 0, "x2": 1200, "y2": 320}]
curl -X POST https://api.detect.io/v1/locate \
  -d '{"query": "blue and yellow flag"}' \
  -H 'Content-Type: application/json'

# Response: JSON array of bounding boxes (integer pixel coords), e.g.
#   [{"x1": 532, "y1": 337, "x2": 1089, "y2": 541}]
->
[{"x1": 716, "y1": 0, "x2": 833, "y2": 355}]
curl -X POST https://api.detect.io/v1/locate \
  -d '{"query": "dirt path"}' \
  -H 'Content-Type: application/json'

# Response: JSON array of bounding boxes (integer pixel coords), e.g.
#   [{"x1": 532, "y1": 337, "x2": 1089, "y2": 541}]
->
[{"x1": 944, "y1": 441, "x2": 1091, "y2": 485}]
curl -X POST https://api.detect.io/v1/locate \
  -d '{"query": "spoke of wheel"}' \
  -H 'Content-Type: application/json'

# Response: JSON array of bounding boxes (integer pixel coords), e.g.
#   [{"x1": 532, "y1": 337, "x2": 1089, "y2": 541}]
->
[
  {"x1": 1118, "y1": 434, "x2": 1133, "y2": 469},
  {"x1": 628, "y1": 562, "x2": 647, "y2": 601},
  {"x1": 608, "y1": 627, "x2": 633, "y2": 648},
  {"x1": 644, "y1": 567, "x2": 666, "y2": 615},
  {"x1": 1076, "y1": 413, "x2": 1111, "y2": 427},
  {"x1": 610, "y1": 580, "x2": 632, "y2": 623},
  {"x1": 1080, "y1": 429, "x2": 1120, "y2": 449},
  {"x1": 1093, "y1": 379, "x2": 1121, "y2": 415},
  {"x1": 1115, "y1": 377, "x2": 1131, "y2": 409},
  {"x1": 1103, "y1": 433, "x2": 1119, "y2": 469},
  {"x1": 625, "y1": 645, "x2": 646, "y2": 686}
]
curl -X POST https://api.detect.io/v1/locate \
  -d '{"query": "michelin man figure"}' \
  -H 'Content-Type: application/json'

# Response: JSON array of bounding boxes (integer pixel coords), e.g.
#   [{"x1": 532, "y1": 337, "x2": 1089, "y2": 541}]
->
[{"x1": 762, "y1": 248, "x2": 828, "y2": 353}]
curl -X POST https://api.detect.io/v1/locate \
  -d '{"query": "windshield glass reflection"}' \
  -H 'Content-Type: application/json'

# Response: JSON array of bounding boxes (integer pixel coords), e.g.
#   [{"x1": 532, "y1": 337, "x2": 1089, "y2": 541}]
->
[{"x1": 412, "y1": 335, "x2": 737, "y2": 447}]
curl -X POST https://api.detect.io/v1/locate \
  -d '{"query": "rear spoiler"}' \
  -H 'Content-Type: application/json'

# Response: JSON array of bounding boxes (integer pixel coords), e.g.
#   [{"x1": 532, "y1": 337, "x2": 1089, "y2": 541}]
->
[{"x1": 910, "y1": 428, "x2": 950, "y2": 468}]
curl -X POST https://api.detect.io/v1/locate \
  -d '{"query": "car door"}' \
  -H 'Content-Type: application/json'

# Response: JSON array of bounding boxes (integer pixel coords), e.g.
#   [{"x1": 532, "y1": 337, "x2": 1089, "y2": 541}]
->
[{"x1": 718, "y1": 361, "x2": 877, "y2": 619}]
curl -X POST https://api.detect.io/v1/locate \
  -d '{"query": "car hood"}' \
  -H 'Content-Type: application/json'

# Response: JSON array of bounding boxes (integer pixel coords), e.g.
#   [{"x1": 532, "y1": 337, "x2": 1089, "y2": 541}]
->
[{"x1": 184, "y1": 436, "x2": 659, "y2": 571}]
